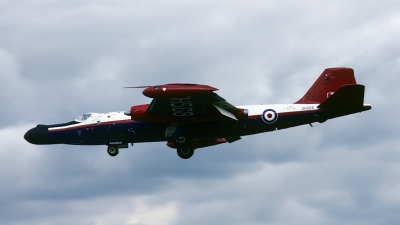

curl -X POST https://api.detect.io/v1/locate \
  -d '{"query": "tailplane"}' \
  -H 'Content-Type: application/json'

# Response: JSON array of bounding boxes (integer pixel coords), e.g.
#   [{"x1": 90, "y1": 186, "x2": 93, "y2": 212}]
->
[
  {"x1": 295, "y1": 68, "x2": 357, "y2": 104},
  {"x1": 317, "y1": 84, "x2": 365, "y2": 110}
]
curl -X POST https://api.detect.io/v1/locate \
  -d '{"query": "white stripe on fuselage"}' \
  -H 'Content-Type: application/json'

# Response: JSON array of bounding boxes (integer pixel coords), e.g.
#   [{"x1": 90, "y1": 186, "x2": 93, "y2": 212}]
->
[
  {"x1": 237, "y1": 104, "x2": 320, "y2": 116},
  {"x1": 49, "y1": 111, "x2": 131, "y2": 131}
]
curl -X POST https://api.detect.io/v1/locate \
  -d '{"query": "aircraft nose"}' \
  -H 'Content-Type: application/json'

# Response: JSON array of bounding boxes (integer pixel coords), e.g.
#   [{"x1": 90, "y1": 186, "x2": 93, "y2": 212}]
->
[{"x1": 24, "y1": 125, "x2": 49, "y2": 144}]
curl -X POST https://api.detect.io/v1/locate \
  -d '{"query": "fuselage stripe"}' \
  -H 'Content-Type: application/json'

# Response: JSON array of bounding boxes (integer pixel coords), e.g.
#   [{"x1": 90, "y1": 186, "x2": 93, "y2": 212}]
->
[{"x1": 48, "y1": 119, "x2": 135, "y2": 132}]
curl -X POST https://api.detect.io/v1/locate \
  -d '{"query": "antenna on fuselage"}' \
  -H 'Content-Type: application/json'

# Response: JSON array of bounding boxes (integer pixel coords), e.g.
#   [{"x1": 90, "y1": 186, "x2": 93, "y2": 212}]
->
[{"x1": 123, "y1": 86, "x2": 151, "y2": 89}]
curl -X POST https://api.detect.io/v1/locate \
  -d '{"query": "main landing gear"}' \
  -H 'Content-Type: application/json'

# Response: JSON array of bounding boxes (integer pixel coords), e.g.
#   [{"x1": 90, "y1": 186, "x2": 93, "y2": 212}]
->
[
  {"x1": 107, "y1": 146, "x2": 119, "y2": 157},
  {"x1": 175, "y1": 137, "x2": 195, "y2": 159},
  {"x1": 177, "y1": 145, "x2": 195, "y2": 159},
  {"x1": 106, "y1": 138, "x2": 196, "y2": 159}
]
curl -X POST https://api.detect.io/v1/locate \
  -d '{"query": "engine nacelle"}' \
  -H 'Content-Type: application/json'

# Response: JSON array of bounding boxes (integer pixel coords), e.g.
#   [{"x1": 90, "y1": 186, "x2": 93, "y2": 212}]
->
[
  {"x1": 234, "y1": 108, "x2": 248, "y2": 120},
  {"x1": 125, "y1": 104, "x2": 149, "y2": 121},
  {"x1": 125, "y1": 104, "x2": 181, "y2": 122}
]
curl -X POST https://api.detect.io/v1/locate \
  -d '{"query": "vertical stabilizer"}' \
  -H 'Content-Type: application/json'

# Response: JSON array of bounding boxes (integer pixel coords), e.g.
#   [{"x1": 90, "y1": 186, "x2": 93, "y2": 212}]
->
[{"x1": 295, "y1": 68, "x2": 357, "y2": 104}]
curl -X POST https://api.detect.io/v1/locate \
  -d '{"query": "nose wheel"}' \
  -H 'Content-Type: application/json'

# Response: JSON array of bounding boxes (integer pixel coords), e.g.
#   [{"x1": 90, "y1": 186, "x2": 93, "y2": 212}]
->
[{"x1": 107, "y1": 146, "x2": 119, "y2": 157}]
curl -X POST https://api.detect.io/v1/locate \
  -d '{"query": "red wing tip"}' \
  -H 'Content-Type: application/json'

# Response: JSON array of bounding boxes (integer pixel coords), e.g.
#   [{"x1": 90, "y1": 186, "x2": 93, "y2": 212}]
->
[
  {"x1": 165, "y1": 83, "x2": 218, "y2": 90},
  {"x1": 126, "y1": 84, "x2": 218, "y2": 91}
]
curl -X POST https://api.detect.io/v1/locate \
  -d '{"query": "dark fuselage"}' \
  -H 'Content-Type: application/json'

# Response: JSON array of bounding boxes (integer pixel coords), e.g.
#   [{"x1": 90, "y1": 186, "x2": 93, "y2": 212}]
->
[{"x1": 24, "y1": 105, "x2": 371, "y2": 147}]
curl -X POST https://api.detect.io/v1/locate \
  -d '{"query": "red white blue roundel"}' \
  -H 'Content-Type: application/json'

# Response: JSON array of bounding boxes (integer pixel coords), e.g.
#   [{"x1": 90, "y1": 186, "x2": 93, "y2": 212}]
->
[{"x1": 262, "y1": 109, "x2": 278, "y2": 124}]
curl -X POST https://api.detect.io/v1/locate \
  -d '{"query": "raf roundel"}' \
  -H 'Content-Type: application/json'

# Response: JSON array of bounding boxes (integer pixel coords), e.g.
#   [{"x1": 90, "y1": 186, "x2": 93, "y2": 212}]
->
[{"x1": 262, "y1": 109, "x2": 278, "y2": 124}]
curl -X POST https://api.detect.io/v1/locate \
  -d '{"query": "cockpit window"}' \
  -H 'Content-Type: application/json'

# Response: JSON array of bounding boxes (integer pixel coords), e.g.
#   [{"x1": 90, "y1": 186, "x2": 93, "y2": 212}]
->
[{"x1": 75, "y1": 113, "x2": 92, "y2": 122}]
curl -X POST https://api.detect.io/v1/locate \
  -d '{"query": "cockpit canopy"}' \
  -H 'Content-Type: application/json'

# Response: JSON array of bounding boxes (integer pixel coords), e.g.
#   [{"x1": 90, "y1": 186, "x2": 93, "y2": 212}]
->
[
  {"x1": 74, "y1": 112, "x2": 125, "y2": 123},
  {"x1": 75, "y1": 113, "x2": 93, "y2": 122}
]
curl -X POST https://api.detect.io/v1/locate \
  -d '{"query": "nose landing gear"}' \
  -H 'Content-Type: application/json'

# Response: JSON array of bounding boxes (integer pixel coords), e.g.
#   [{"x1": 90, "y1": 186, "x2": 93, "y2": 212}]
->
[
  {"x1": 106, "y1": 142, "x2": 129, "y2": 157},
  {"x1": 107, "y1": 146, "x2": 119, "y2": 157}
]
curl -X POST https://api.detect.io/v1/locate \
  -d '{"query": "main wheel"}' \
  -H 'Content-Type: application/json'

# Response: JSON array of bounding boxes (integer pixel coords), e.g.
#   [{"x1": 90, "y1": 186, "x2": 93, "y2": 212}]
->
[
  {"x1": 177, "y1": 144, "x2": 194, "y2": 159},
  {"x1": 107, "y1": 146, "x2": 119, "y2": 157}
]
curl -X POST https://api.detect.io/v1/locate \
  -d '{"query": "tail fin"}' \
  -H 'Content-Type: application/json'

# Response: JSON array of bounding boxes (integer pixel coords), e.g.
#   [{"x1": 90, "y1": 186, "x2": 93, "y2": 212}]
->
[{"x1": 295, "y1": 67, "x2": 357, "y2": 104}]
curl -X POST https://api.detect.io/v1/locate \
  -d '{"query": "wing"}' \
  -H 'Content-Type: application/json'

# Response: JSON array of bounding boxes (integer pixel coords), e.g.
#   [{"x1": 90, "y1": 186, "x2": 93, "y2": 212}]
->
[{"x1": 127, "y1": 83, "x2": 247, "y2": 122}]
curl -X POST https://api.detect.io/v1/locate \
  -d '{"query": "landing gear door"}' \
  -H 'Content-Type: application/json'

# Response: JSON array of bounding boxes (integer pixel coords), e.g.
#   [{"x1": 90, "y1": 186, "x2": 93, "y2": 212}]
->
[{"x1": 165, "y1": 124, "x2": 187, "y2": 139}]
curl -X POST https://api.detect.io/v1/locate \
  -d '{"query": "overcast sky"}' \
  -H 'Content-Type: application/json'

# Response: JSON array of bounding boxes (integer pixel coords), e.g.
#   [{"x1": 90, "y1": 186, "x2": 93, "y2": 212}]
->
[{"x1": 1, "y1": 0, "x2": 399, "y2": 224}]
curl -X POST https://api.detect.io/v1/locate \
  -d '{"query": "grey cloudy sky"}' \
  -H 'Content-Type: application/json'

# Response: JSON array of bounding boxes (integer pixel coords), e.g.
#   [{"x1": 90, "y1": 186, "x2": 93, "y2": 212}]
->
[{"x1": 1, "y1": 0, "x2": 399, "y2": 224}]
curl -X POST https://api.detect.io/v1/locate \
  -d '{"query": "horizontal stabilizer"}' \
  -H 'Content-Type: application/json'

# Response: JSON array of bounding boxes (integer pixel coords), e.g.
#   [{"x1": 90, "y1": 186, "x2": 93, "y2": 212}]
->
[{"x1": 318, "y1": 84, "x2": 365, "y2": 110}]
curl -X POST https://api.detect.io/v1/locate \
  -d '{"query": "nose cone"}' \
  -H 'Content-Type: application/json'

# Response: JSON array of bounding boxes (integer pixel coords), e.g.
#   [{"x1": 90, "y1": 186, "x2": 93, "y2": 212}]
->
[{"x1": 24, "y1": 125, "x2": 49, "y2": 144}]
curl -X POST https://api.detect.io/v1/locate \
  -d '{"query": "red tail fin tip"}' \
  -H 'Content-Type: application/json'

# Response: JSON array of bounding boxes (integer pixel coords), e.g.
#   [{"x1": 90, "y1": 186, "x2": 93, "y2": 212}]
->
[{"x1": 295, "y1": 67, "x2": 357, "y2": 104}]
